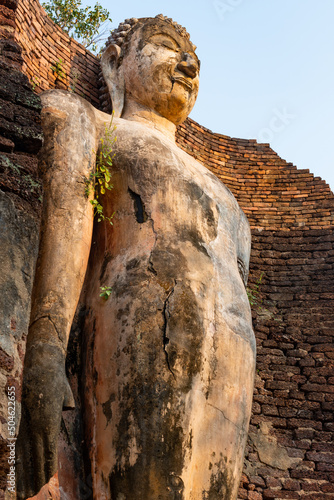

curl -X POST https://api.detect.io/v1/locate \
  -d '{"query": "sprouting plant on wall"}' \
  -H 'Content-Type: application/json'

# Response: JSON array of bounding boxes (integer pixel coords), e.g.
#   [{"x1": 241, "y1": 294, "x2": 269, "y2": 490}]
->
[
  {"x1": 42, "y1": 0, "x2": 111, "y2": 54},
  {"x1": 247, "y1": 272, "x2": 281, "y2": 322},
  {"x1": 51, "y1": 58, "x2": 65, "y2": 79},
  {"x1": 247, "y1": 272, "x2": 264, "y2": 308},
  {"x1": 99, "y1": 286, "x2": 112, "y2": 300},
  {"x1": 69, "y1": 67, "x2": 80, "y2": 93},
  {"x1": 23, "y1": 175, "x2": 41, "y2": 194},
  {"x1": 30, "y1": 76, "x2": 39, "y2": 91},
  {"x1": 1, "y1": 156, "x2": 20, "y2": 175},
  {"x1": 1, "y1": 156, "x2": 42, "y2": 197},
  {"x1": 85, "y1": 116, "x2": 116, "y2": 224}
]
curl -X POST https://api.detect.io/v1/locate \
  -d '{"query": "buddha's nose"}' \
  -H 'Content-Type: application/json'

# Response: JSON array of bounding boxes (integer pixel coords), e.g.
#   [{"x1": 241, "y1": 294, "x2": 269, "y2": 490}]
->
[{"x1": 177, "y1": 53, "x2": 198, "y2": 79}]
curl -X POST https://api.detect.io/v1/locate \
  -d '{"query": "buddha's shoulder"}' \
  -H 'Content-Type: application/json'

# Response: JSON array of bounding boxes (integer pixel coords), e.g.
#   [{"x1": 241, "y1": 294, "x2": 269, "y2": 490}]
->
[
  {"x1": 101, "y1": 119, "x2": 183, "y2": 165},
  {"x1": 40, "y1": 89, "x2": 98, "y2": 122}
]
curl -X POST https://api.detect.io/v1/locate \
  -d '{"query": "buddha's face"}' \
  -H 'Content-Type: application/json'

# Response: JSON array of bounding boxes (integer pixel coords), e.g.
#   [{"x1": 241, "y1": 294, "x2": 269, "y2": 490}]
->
[{"x1": 121, "y1": 20, "x2": 200, "y2": 126}]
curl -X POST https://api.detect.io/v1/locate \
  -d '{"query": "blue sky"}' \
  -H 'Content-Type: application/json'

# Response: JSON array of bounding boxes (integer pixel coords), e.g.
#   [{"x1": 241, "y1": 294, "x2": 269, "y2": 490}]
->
[{"x1": 81, "y1": 0, "x2": 334, "y2": 190}]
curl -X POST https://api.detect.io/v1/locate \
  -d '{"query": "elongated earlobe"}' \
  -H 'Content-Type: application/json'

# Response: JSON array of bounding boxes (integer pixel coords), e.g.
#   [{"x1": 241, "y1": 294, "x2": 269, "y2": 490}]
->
[{"x1": 101, "y1": 44, "x2": 124, "y2": 118}]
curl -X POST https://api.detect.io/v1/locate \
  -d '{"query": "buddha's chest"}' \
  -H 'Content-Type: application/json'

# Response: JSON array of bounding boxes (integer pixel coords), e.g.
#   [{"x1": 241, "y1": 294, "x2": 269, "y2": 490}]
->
[{"x1": 106, "y1": 125, "x2": 240, "y2": 241}]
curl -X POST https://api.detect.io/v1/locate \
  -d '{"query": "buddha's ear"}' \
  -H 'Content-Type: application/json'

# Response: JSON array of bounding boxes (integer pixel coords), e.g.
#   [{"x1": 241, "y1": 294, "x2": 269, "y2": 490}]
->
[{"x1": 101, "y1": 44, "x2": 124, "y2": 118}]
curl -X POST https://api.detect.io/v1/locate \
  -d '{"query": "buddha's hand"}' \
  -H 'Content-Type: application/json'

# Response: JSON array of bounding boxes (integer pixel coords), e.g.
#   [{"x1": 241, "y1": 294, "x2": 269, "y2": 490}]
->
[{"x1": 16, "y1": 343, "x2": 75, "y2": 499}]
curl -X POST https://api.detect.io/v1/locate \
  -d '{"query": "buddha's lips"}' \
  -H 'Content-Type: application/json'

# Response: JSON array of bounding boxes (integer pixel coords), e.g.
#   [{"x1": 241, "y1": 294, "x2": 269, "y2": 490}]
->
[{"x1": 172, "y1": 76, "x2": 193, "y2": 90}]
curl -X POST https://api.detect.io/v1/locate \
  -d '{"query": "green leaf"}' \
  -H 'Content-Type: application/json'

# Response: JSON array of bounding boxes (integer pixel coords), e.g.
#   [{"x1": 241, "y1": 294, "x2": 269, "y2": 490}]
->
[{"x1": 99, "y1": 285, "x2": 112, "y2": 300}]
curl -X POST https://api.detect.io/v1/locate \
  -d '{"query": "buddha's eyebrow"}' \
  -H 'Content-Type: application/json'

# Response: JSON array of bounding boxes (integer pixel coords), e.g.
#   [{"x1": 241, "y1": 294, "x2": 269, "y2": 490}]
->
[{"x1": 148, "y1": 33, "x2": 181, "y2": 48}]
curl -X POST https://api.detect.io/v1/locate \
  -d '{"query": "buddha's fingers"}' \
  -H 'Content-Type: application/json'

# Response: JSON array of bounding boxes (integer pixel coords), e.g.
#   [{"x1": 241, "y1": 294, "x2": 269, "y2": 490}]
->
[{"x1": 16, "y1": 417, "x2": 35, "y2": 499}]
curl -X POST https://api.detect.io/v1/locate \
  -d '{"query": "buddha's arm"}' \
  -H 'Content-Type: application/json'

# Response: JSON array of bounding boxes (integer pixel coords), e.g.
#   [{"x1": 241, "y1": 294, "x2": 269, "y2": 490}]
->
[
  {"x1": 28, "y1": 91, "x2": 97, "y2": 354},
  {"x1": 16, "y1": 90, "x2": 97, "y2": 499}
]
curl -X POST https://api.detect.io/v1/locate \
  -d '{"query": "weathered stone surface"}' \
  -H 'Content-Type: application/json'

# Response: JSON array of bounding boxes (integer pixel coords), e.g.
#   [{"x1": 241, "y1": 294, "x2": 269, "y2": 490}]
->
[
  {"x1": 249, "y1": 422, "x2": 302, "y2": 470},
  {"x1": 0, "y1": 190, "x2": 39, "y2": 492}
]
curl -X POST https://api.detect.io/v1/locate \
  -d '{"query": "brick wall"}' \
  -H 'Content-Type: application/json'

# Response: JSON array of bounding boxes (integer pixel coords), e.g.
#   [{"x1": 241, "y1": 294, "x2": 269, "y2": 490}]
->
[
  {"x1": 14, "y1": 0, "x2": 104, "y2": 109},
  {"x1": 177, "y1": 121, "x2": 333, "y2": 230},
  {"x1": 0, "y1": 0, "x2": 42, "y2": 205},
  {"x1": 1, "y1": 0, "x2": 333, "y2": 498}
]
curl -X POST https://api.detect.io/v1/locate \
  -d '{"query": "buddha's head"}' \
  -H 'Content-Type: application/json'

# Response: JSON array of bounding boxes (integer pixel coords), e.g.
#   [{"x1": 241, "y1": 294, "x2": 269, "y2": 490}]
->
[{"x1": 101, "y1": 14, "x2": 200, "y2": 126}]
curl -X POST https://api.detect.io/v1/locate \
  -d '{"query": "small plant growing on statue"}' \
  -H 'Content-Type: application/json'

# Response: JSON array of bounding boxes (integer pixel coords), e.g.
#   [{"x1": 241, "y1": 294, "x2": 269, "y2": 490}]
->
[
  {"x1": 100, "y1": 286, "x2": 112, "y2": 300},
  {"x1": 51, "y1": 58, "x2": 65, "y2": 79},
  {"x1": 85, "y1": 116, "x2": 116, "y2": 224}
]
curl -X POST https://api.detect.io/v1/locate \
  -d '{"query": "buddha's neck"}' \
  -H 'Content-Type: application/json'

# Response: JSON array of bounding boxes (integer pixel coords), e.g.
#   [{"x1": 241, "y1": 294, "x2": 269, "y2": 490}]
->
[{"x1": 121, "y1": 99, "x2": 177, "y2": 143}]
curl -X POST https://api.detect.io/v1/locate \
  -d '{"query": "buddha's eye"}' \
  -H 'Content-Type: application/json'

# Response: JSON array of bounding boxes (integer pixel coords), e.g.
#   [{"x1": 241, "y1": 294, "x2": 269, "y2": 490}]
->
[
  {"x1": 162, "y1": 40, "x2": 179, "y2": 50},
  {"x1": 148, "y1": 34, "x2": 180, "y2": 51}
]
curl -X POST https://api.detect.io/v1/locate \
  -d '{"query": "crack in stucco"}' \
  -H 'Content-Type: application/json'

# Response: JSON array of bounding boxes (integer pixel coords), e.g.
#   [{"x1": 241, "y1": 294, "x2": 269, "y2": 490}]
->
[
  {"x1": 29, "y1": 314, "x2": 65, "y2": 351},
  {"x1": 144, "y1": 210, "x2": 176, "y2": 378},
  {"x1": 147, "y1": 213, "x2": 158, "y2": 276},
  {"x1": 207, "y1": 403, "x2": 242, "y2": 431},
  {"x1": 162, "y1": 282, "x2": 177, "y2": 379}
]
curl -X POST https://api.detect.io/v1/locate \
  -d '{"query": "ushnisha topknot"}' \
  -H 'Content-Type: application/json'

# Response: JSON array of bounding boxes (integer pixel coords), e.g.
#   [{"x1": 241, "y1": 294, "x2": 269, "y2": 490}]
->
[
  {"x1": 105, "y1": 17, "x2": 138, "y2": 49},
  {"x1": 105, "y1": 14, "x2": 192, "y2": 50}
]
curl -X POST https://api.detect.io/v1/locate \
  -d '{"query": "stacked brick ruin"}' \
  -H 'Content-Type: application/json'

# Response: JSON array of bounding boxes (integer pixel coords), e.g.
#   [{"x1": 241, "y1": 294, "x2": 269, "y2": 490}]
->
[
  {"x1": 0, "y1": 0, "x2": 333, "y2": 498},
  {"x1": 0, "y1": 0, "x2": 42, "y2": 205},
  {"x1": 14, "y1": 0, "x2": 103, "y2": 106}
]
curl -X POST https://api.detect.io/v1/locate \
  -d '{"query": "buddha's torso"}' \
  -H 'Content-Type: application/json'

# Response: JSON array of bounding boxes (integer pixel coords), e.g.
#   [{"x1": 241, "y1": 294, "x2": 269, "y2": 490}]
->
[{"x1": 81, "y1": 117, "x2": 255, "y2": 500}]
